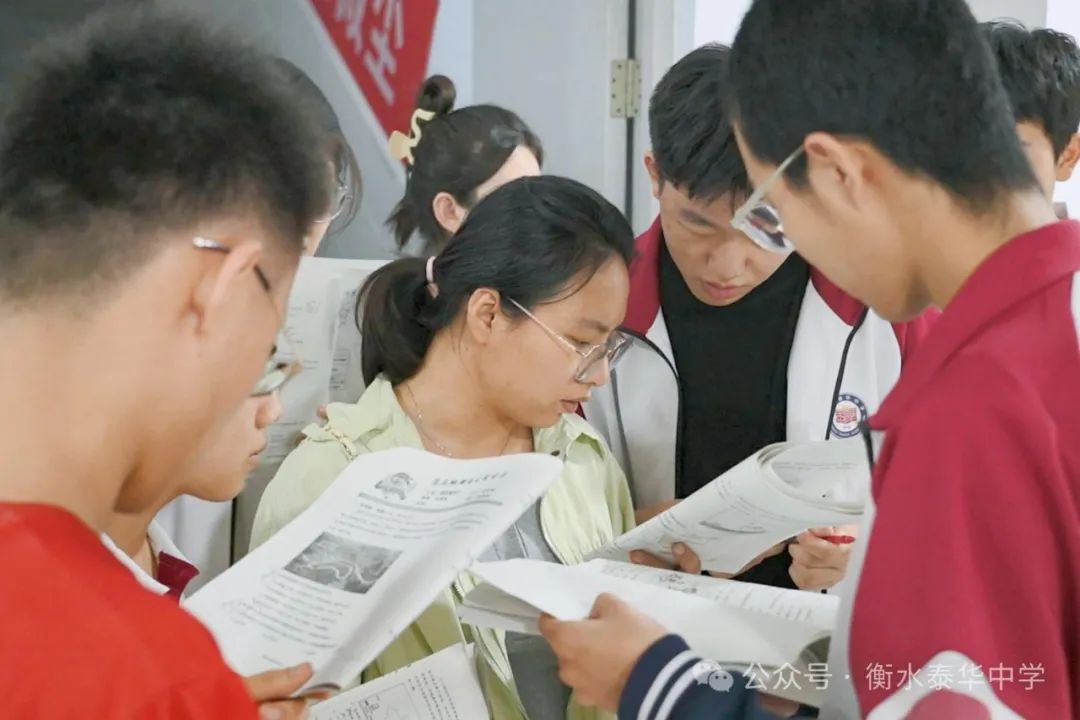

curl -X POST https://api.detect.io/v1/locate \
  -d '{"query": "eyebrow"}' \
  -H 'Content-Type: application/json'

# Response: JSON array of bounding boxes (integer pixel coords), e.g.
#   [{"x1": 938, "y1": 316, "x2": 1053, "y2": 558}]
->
[
  {"x1": 576, "y1": 318, "x2": 614, "y2": 335},
  {"x1": 678, "y1": 208, "x2": 721, "y2": 229}
]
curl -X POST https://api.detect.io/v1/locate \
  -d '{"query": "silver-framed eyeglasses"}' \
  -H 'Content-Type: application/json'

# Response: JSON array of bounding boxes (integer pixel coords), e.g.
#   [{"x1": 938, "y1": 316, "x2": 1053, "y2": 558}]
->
[
  {"x1": 316, "y1": 180, "x2": 353, "y2": 225},
  {"x1": 192, "y1": 237, "x2": 302, "y2": 396},
  {"x1": 731, "y1": 145, "x2": 805, "y2": 253},
  {"x1": 506, "y1": 298, "x2": 631, "y2": 383}
]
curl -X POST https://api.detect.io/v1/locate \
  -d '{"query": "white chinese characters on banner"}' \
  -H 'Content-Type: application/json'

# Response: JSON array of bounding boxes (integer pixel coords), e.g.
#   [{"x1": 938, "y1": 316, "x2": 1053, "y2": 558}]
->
[
  {"x1": 335, "y1": 0, "x2": 367, "y2": 54},
  {"x1": 364, "y1": 0, "x2": 405, "y2": 105}
]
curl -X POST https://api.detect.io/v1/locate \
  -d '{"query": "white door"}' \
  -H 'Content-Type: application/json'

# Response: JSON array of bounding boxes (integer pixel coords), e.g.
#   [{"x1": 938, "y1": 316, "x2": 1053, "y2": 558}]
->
[{"x1": 471, "y1": 0, "x2": 632, "y2": 214}]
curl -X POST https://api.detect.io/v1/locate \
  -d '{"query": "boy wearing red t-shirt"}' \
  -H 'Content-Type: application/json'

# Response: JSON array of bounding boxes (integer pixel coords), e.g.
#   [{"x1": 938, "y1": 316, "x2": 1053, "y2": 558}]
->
[{"x1": 0, "y1": 6, "x2": 334, "y2": 718}]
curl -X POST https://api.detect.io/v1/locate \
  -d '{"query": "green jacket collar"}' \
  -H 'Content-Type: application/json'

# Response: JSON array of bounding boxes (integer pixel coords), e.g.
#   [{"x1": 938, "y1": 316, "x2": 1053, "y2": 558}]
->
[{"x1": 307, "y1": 375, "x2": 606, "y2": 460}]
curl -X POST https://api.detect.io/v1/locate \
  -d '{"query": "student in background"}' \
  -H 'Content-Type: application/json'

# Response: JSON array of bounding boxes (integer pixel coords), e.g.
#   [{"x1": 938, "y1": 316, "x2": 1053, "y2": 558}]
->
[
  {"x1": 0, "y1": 7, "x2": 333, "y2": 718},
  {"x1": 981, "y1": 20, "x2": 1080, "y2": 201},
  {"x1": 252, "y1": 176, "x2": 636, "y2": 720},
  {"x1": 103, "y1": 363, "x2": 285, "y2": 598},
  {"x1": 388, "y1": 74, "x2": 543, "y2": 253},
  {"x1": 148, "y1": 59, "x2": 364, "y2": 591},
  {"x1": 542, "y1": 0, "x2": 1079, "y2": 717},
  {"x1": 275, "y1": 58, "x2": 363, "y2": 255},
  {"x1": 583, "y1": 44, "x2": 937, "y2": 591}
]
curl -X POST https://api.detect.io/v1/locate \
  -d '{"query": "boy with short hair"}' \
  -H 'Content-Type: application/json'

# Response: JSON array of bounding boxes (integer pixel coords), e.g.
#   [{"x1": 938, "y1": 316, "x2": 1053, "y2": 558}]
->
[
  {"x1": 0, "y1": 6, "x2": 331, "y2": 717},
  {"x1": 982, "y1": 20, "x2": 1080, "y2": 201},
  {"x1": 584, "y1": 44, "x2": 936, "y2": 591}
]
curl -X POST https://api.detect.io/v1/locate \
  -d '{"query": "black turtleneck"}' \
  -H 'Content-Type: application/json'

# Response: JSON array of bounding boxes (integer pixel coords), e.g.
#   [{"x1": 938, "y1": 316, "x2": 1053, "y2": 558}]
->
[{"x1": 660, "y1": 242, "x2": 809, "y2": 588}]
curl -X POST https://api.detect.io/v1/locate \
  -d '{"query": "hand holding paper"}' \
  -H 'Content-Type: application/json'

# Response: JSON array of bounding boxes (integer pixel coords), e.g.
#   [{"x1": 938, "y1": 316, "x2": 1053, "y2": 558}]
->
[
  {"x1": 629, "y1": 541, "x2": 703, "y2": 574},
  {"x1": 243, "y1": 664, "x2": 327, "y2": 720},
  {"x1": 538, "y1": 594, "x2": 668, "y2": 712}
]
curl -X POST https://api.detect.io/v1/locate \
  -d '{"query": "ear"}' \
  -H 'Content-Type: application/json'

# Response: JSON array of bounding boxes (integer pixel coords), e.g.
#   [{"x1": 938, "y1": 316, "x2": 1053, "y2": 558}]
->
[
  {"x1": 190, "y1": 239, "x2": 263, "y2": 335},
  {"x1": 644, "y1": 151, "x2": 663, "y2": 200},
  {"x1": 1056, "y1": 133, "x2": 1080, "y2": 183},
  {"x1": 303, "y1": 222, "x2": 331, "y2": 257},
  {"x1": 432, "y1": 191, "x2": 468, "y2": 235},
  {"x1": 462, "y1": 287, "x2": 503, "y2": 346},
  {"x1": 802, "y1": 132, "x2": 872, "y2": 215}
]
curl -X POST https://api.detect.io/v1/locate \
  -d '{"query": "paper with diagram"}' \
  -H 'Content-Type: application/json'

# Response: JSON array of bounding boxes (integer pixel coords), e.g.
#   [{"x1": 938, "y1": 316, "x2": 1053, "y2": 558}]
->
[
  {"x1": 186, "y1": 447, "x2": 563, "y2": 695},
  {"x1": 593, "y1": 438, "x2": 869, "y2": 573}
]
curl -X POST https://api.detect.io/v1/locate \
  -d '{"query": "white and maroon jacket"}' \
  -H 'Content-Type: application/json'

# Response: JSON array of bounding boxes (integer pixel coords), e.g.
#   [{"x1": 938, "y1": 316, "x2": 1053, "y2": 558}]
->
[{"x1": 583, "y1": 217, "x2": 938, "y2": 508}]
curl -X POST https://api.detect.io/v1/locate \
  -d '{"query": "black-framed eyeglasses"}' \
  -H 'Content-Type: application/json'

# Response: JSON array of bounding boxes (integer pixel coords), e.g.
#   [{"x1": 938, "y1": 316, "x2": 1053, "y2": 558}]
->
[
  {"x1": 192, "y1": 237, "x2": 302, "y2": 396},
  {"x1": 506, "y1": 298, "x2": 631, "y2": 383}
]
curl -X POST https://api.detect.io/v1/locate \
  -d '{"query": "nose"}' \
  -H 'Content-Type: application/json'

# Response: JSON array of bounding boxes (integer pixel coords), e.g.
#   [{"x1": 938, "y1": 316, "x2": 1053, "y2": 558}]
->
[
  {"x1": 579, "y1": 355, "x2": 613, "y2": 388},
  {"x1": 706, "y1": 236, "x2": 751, "y2": 282},
  {"x1": 256, "y1": 390, "x2": 283, "y2": 428}
]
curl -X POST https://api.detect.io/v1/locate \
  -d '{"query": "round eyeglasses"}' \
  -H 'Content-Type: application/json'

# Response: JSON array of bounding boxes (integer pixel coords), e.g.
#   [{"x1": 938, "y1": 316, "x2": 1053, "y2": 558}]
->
[{"x1": 506, "y1": 298, "x2": 631, "y2": 383}]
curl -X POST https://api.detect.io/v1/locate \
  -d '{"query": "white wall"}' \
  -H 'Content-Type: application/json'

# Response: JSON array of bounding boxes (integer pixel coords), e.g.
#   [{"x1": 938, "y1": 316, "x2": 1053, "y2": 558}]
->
[
  {"x1": 967, "y1": 0, "x2": 1047, "y2": 26},
  {"x1": 692, "y1": 0, "x2": 751, "y2": 46},
  {"x1": 427, "y1": 0, "x2": 475, "y2": 106}
]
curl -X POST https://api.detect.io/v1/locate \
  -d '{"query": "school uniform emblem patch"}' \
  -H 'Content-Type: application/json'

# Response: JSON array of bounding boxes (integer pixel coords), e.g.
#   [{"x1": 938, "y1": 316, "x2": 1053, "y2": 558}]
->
[{"x1": 831, "y1": 393, "x2": 867, "y2": 438}]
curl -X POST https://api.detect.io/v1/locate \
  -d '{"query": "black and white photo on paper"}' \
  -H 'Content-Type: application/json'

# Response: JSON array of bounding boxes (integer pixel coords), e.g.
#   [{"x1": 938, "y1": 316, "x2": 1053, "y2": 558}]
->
[{"x1": 285, "y1": 532, "x2": 401, "y2": 594}]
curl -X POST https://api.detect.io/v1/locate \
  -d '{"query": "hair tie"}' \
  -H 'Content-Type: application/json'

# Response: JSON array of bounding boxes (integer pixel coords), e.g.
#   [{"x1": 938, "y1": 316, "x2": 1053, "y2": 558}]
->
[
  {"x1": 388, "y1": 108, "x2": 436, "y2": 165},
  {"x1": 425, "y1": 256, "x2": 439, "y2": 298}
]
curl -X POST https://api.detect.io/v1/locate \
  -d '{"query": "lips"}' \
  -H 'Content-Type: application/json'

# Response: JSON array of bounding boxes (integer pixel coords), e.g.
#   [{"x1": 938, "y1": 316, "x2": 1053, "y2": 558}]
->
[
  {"x1": 703, "y1": 282, "x2": 747, "y2": 302},
  {"x1": 560, "y1": 398, "x2": 589, "y2": 413}
]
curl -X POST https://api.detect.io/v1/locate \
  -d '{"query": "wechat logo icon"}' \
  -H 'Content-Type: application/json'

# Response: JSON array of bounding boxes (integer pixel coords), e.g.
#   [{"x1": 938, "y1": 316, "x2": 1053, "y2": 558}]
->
[{"x1": 691, "y1": 660, "x2": 735, "y2": 693}]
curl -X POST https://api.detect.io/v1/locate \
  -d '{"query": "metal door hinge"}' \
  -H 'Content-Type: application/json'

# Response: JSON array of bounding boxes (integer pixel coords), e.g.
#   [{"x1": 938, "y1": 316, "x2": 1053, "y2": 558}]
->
[{"x1": 610, "y1": 58, "x2": 642, "y2": 119}]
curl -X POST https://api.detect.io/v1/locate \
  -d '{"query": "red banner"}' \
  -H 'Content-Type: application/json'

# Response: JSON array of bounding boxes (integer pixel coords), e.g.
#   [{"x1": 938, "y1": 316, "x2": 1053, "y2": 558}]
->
[{"x1": 311, "y1": 0, "x2": 440, "y2": 138}]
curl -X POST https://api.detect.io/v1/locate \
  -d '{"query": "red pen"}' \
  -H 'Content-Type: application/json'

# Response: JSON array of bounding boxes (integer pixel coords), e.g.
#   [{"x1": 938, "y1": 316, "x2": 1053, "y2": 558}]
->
[{"x1": 823, "y1": 535, "x2": 856, "y2": 544}]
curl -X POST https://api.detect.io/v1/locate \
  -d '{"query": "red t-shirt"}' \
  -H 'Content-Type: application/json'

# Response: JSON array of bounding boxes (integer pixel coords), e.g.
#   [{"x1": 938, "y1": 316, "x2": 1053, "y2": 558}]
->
[{"x1": 0, "y1": 503, "x2": 257, "y2": 718}]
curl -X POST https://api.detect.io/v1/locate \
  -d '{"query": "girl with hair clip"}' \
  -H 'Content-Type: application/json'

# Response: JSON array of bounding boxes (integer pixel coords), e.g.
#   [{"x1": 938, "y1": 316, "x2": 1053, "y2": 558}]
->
[
  {"x1": 252, "y1": 175, "x2": 636, "y2": 720},
  {"x1": 387, "y1": 74, "x2": 543, "y2": 253}
]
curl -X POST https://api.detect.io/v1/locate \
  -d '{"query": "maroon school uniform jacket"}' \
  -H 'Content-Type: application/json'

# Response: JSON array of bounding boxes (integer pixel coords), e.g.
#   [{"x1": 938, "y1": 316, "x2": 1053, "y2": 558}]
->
[{"x1": 824, "y1": 220, "x2": 1080, "y2": 718}]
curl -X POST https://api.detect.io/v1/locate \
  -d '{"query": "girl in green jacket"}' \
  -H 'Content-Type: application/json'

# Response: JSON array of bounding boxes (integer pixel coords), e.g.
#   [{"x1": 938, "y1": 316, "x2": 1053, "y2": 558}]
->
[{"x1": 252, "y1": 175, "x2": 637, "y2": 720}]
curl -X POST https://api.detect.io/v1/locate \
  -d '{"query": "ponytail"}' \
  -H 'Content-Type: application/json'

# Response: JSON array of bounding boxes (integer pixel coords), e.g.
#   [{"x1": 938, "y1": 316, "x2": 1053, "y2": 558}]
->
[
  {"x1": 359, "y1": 176, "x2": 634, "y2": 389},
  {"x1": 356, "y1": 257, "x2": 435, "y2": 385},
  {"x1": 387, "y1": 195, "x2": 419, "y2": 251}
]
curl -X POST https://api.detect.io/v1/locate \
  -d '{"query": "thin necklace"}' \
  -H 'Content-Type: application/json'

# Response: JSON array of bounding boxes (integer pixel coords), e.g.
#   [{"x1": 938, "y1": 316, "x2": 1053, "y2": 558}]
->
[{"x1": 404, "y1": 383, "x2": 514, "y2": 458}]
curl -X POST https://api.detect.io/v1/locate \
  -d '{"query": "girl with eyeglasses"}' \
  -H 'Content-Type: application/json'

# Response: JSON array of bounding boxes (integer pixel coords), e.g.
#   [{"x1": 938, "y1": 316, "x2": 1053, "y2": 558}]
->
[{"x1": 252, "y1": 175, "x2": 636, "y2": 720}]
